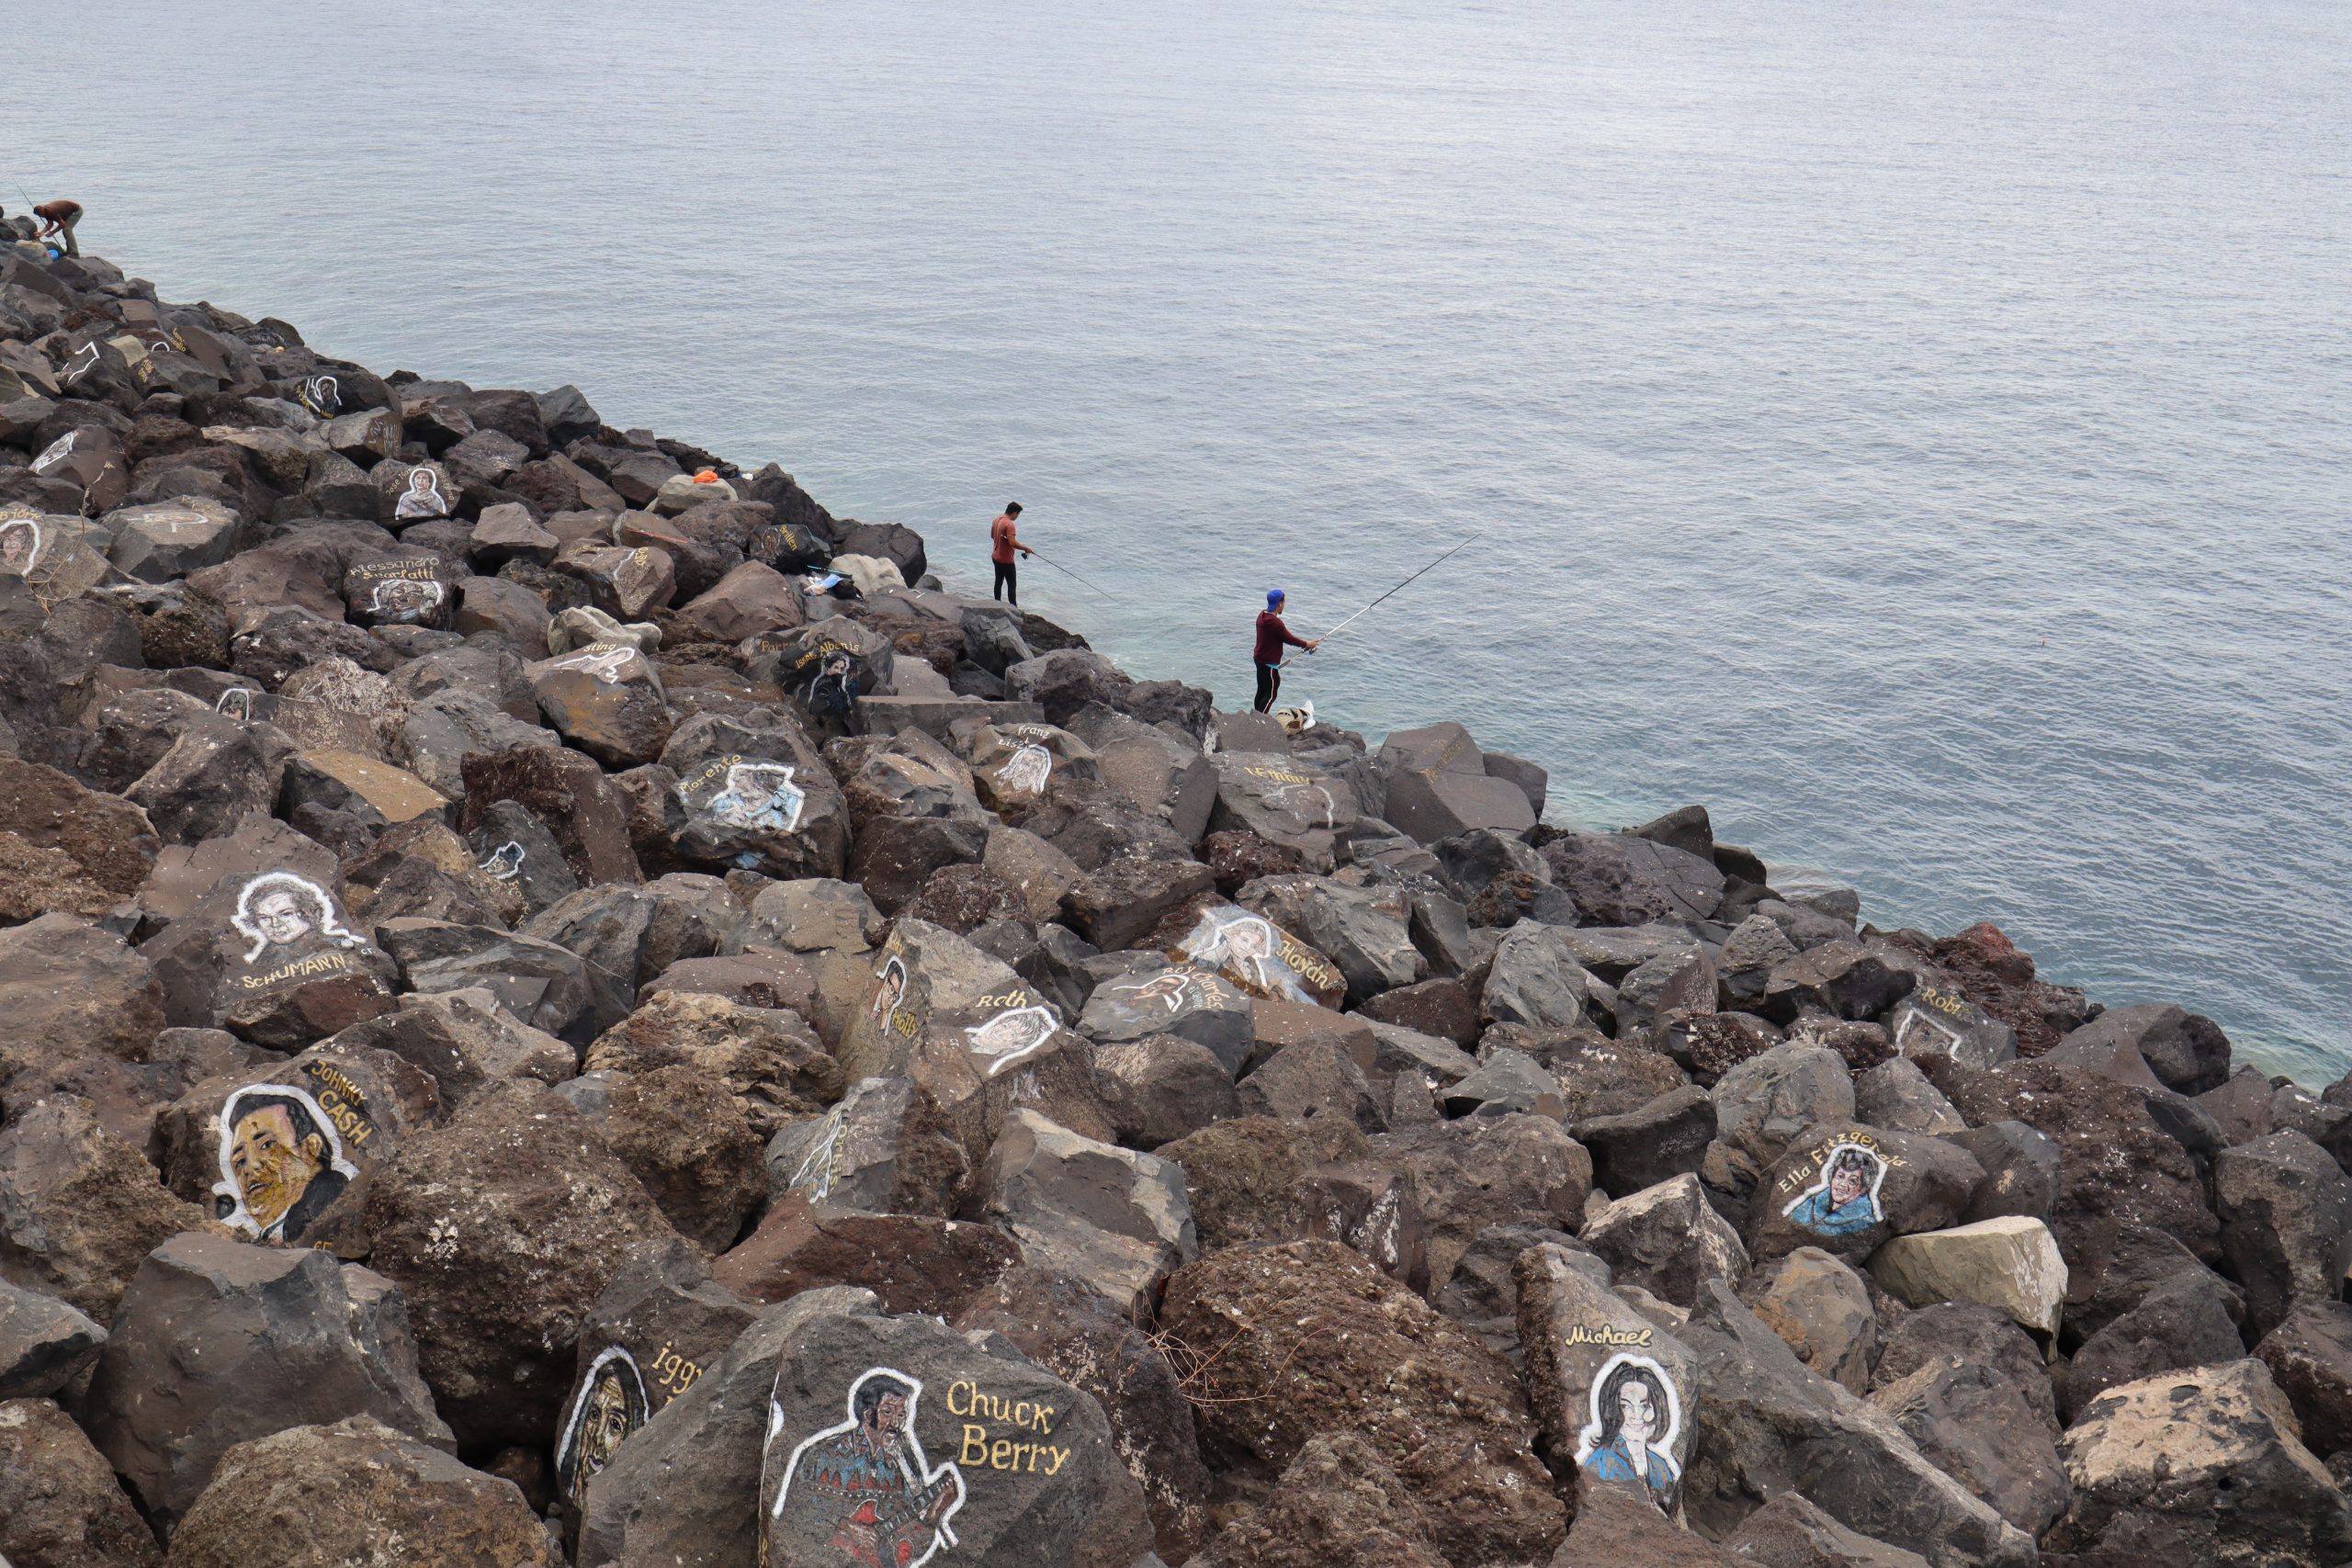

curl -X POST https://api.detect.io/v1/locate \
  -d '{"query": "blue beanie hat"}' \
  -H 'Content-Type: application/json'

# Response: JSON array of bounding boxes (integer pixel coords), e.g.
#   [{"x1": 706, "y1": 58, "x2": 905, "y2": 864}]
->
[{"x1": 1267, "y1": 589, "x2": 1284, "y2": 607}]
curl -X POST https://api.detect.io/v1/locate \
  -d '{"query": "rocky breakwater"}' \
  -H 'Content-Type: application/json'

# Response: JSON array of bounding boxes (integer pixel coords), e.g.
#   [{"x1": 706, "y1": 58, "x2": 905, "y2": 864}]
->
[{"x1": 0, "y1": 234, "x2": 2347, "y2": 1568}]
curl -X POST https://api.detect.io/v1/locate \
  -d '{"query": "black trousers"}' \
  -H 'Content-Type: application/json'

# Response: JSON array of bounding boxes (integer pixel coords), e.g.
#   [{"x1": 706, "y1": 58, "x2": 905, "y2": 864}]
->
[
  {"x1": 1254, "y1": 661, "x2": 1281, "y2": 713},
  {"x1": 992, "y1": 559, "x2": 1017, "y2": 604}
]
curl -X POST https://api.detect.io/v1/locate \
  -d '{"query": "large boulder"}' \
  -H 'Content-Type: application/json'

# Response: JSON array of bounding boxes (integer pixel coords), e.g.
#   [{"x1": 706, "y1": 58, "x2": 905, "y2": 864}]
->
[
  {"x1": 0, "y1": 1096, "x2": 205, "y2": 1321},
  {"x1": 662, "y1": 713, "x2": 851, "y2": 880},
  {"x1": 714, "y1": 1195, "x2": 1019, "y2": 1320},
  {"x1": 2050, "y1": 1359, "x2": 2352, "y2": 1566},
  {"x1": 974, "y1": 1110, "x2": 1195, "y2": 1318},
  {"x1": 2064, "y1": 1265, "x2": 2246, "y2": 1421},
  {"x1": 1373, "y1": 722, "x2": 1535, "y2": 845},
  {"x1": 1868, "y1": 1217, "x2": 2068, "y2": 1337},
  {"x1": 165, "y1": 1415, "x2": 558, "y2": 1568},
  {"x1": 0, "y1": 915, "x2": 167, "y2": 1070},
  {"x1": 548, "y1": 1241, "x2": 757, "y2": 1517},
  {"x1": 1238, "y1": 873, "x2": 1425, "y2": 1006},
  {"x1": 1864, "y1": 1303, "x2": 2069, "y2": 1538},
  {"x1": 1676, "y1": 1283, "x2": 2035, "y2": 1567},
  {"x1": 1206, "y1": 751, "x2": 1361, "y2": 868},
  {"x1": 2051, "y1": 1002, "x2": 2231, "y2": 1095},
  {"x1": 764, "y1": 1075, "x2": 971, "y2": 1217},
  {"x1": 955, "y1": 1263, "x2": 1214, "y2": 1560},
  {"x1": 0, "y1": 1278, "x2": 106, "y2": 1401},
  {"x1": 1370, "y1": 1112, "x2": 1591, "y2": 1290},
  {"x1": 139, "y1": 866, "x2": 400, "y2": 1046},
  {"x1": 0, "y1": 1395, "x2": 164, "y2": 1568},
  {"x1": 1192, "y1": 1431, "x2": 1446, "y2": 1568},
  {"x1": 1479, "y1": 921, "x2": 1594, "y2": 1031},
  {"x1": 1515, "y1": 1244, "x2": 1701, "y2": 1517},
  {"x1": 79, "y1": 1234, "x2": 450, "y2": 1534},
  {"x1": 1159, "y1": 1239, "x2": 1566, "y2": 1566},
  {"x1": 757, "y1": 1292, "x2": 1154, "y2": 1568},
  {"x1": 359, "y1": 1081, "x2": 683, "y2": 1450},
  {"x1": 1539, "y1": 831, "x2": 1724, "y2": 925},
  {"x1": 2213, "y1": 1129, "x2": 2352, "y2": 1341},
  {"x1": 1076, "y1": 963, "x2": 1255, "y2": 1075}
]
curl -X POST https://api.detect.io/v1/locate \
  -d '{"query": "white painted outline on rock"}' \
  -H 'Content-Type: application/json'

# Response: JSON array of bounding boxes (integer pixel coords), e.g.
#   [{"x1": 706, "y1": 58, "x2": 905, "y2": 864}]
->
[{"x1": 768, "y1": 1364, "x2": 966, "y2": 1564}]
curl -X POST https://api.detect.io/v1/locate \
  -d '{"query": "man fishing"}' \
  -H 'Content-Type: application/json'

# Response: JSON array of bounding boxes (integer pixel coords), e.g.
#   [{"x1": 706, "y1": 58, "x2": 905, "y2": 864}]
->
[
  {"x1": 1253, "y1": 590, "x2": 1317, "y2": 714},
  {"x1": 988, "y1": 502, "x2": 1033, "y2": 605},
  {"x1": 33, "y1": 198, "x2": 82, "y2": 257}
]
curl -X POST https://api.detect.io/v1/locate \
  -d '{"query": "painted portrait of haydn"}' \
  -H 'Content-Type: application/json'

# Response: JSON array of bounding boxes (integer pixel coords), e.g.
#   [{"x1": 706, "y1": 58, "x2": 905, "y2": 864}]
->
[{"x1": 209, "y1": 1083, "x2": 356, "y2": 1244}]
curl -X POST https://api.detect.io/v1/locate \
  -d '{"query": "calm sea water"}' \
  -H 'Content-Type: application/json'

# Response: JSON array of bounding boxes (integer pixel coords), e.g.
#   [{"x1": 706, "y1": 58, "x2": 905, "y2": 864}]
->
[{"x1": 6, "y1": 0, "x2": 2346, "y2": 1077}]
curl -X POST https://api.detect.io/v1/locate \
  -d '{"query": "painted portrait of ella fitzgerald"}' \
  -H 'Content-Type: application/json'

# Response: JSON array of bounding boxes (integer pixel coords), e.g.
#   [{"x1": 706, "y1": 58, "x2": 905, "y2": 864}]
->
[{"x1": 1780, "y1": 1139, "x2": 1889, "y2": 1238}]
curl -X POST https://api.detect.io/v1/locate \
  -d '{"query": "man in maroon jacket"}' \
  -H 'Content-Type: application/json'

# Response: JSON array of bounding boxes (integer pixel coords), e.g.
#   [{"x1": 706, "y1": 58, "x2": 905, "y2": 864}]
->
[
  {"x1": 1253, "y1": 589, "x2": 1317, "y2": 713},
  {"x1": 33, "y1": 199, "x2": 82, "y2": 257}
]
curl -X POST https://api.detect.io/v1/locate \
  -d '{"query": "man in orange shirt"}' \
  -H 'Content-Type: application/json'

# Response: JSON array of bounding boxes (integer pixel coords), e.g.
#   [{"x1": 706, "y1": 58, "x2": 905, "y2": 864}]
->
[{"x1": 988, "y1": 502, "x2": 1033, "y2": 604}]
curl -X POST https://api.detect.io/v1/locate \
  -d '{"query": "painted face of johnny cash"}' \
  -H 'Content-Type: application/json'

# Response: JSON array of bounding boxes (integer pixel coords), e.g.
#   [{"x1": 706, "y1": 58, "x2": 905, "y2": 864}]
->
[{"x1": 211, "y1": 1084, "x2": 356, "y2": 1243}]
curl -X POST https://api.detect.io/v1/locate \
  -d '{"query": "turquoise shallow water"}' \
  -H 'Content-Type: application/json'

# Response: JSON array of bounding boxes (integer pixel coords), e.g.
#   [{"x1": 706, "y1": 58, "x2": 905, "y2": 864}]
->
[{"x1": 4, "y1": 0, "x2": 2346, "y2": 1076}]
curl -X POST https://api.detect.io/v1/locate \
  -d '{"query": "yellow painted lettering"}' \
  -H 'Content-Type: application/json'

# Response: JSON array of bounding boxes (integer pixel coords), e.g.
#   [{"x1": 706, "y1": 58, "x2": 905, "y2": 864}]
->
[{"x1": 959, "y1": 1425, "x2": 989, "y2": 1466}]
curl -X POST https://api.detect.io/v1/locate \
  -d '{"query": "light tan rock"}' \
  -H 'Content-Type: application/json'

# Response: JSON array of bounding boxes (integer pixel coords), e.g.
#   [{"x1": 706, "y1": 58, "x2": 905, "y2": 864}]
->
[
  {"x1": 294, "y1": 749, "x2": 448, "y2": 824},
  {"x1": 1869, "y1": 1215, "x2": 2067, "y2": 1336},
  {"x1": 2052, "y1": 1358, "x2": 2352, "y2": 1562},
  {"x1": 1742, "y1": 1246, "x2": 1880, "y2": 1393}
]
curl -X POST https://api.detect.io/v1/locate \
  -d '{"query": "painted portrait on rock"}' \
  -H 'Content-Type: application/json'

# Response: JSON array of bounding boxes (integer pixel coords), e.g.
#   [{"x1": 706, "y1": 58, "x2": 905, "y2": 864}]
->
[
  {"x1": 1575, "y1": 1352, "x2": 1682, "y2": 1517},
  {"x1": 705, "y1": 761, "x2": 808, "y2": 835},
  {"x1": 556, "y1": 1346, "x2": 651, "y2": 1510},
  {"x1": 1170, "y1": 906, "x2": 1339, "y2": 1007},
  {"x1": 393, "y1": 466, "x2": 449, "y2": 521},
  {"x1": 231, "y1": 872, "x2": 366, "y2": 969},
  {"x1": 962, "y1": 1003, "x2": 1057, "y2": 1078},
  {"x1": 767, "y1": 1366, "x2": 967, "y2": 1568},
  {"x1": 0, "y1": 517, "x2": 42, "y2": 576},
  {"x1": 209, "y1": 1081, "x2": 360, "y2": 1244},
  {"x1": 1780, "y1": 1139, "x2": 1888, "y2": 1239}
]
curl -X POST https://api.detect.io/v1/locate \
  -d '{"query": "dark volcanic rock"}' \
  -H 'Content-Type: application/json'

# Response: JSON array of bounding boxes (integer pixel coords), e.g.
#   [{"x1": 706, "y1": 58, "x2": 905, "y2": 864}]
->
[
  {"x1": 1159, "y1": 1239, "x2": 1566, "y2": 1566},
  {"x1": 79, "y1": 1233, "x2": 451, "y2": 1533},
  {"x1": 956, "y1": 1263, "x2": 1215, "y2": 1560},
  {"x1": 360, "y1": 1080, "x2": 683, "y2": 1450},
  {"x1": 0, "y1": 1394, "x2": 165, "y2": 1568},
  {"x1": 0, "y1": 1096, "x2": 206, "y2": 1321},
  {"x1": 165, "y1": 1415, "x2": 558, "y2": 1568}
]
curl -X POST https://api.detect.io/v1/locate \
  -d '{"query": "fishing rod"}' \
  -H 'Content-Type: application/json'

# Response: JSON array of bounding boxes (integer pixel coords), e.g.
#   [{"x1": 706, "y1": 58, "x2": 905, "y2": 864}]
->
[
  {"x1": 1312, "y1": 533, "x2": 1486, "y2": 646},
  {"x1": 1023, "y1": 546, "x2": 1112, "y2": 599}
]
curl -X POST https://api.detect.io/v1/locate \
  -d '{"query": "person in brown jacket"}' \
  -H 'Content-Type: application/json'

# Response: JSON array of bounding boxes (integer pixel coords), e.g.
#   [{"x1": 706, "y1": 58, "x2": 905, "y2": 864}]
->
[{"x1": 34, "y1": 199, "x2": 82, "y2": 257}]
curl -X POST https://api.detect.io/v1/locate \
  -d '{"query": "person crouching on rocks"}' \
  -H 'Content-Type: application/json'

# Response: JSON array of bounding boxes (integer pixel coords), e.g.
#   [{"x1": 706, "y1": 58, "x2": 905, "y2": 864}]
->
[
  {"x1": 1253, "y1": 589, "x2": 1317, "y2": 714},
  {"x1": 34, "y1": 199, "x2": 82, "y2": 257}
]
